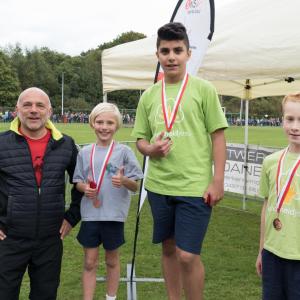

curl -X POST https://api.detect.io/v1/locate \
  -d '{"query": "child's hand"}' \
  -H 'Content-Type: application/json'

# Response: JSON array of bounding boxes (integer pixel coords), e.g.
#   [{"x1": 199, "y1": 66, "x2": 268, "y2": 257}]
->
[
  {"x1": 84, "y1": 182, "x2": 98, "y2": 201},
  {"x1": 203, "y1": 179, "x2": 224, "y2": 207},
  {"x1": 112, "y1": 166, "x2": 125, "y2": 188},
  {"x1": 256, "y1": 252, "x2": 262, "y2": 276},
  {"x1": 150, "y1": 131, "x2": 172, "y2": 158}
]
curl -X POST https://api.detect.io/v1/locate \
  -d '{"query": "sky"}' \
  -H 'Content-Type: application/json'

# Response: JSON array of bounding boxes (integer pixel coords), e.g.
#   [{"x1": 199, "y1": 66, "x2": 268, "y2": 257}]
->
[{"x1": 0, "y1": 0, "x2": 179, "y2": 56}]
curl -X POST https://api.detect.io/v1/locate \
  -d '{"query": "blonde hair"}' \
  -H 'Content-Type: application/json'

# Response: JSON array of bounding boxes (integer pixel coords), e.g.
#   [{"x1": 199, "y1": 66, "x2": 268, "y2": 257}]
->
[
  {"x1": 282, "y1": 92, "x2": 300, "y2": 112},
  {"x1": 89, "y1": 102, "x2": 122, "y2": 129}
]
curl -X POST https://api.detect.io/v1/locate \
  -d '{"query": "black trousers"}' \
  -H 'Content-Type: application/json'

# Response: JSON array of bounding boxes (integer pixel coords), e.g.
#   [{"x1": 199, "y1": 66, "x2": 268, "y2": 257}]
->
[{"x1": 0, "y1": 235, "x2": 63, "y2": 300}]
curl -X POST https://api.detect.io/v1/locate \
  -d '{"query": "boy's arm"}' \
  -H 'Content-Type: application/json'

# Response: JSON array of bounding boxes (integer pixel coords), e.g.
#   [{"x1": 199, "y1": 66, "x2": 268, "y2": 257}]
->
[
  {"x1": 203, "y1": 129, "x2": 226, "y2": 206},
  {"x1": 256, "y1": 198, "x2": 267, "y2": 276},
  {"x1": 76, "y1": 182, "x2": 97, "y2": 201},
  {"x1": 112, "y1": 167, "x2": 139, "y2": 192},
  {"x1": 136, "y1": 132, "x2": 172, "y2": 158}
]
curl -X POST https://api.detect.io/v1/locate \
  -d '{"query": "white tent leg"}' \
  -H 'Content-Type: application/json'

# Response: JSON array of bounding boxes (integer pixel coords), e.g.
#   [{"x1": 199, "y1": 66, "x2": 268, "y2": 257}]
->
[
  {"x1": 243, "y1": 99, "x2": 249, "y2": 210},
  {"x1": 239, "y1": 99, "x2": 243, "y2": 125},
  {"x1": 103, "y1": 92, "x2": 108, "y2": 103}
]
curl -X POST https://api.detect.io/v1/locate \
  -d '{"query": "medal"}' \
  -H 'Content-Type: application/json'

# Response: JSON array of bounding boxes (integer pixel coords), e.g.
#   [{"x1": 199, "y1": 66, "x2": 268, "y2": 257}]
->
[
  {"x1": 161, "y1": 72, "x2": 189, "y2": 132},
  {"x1": 273, "y1": 217, "x2": 282, "y2": 231},
  {"x1": 89, "y1": 181, "x2": 100, "y2": 208},
  {"x1": 89, "y1": 141, "x2": 115, "y2": 208}
]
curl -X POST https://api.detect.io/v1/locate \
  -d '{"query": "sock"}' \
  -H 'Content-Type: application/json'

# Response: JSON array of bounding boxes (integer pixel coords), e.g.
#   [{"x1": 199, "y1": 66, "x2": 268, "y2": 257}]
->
[{"x1": 106, "y1": 294, "x2": 116, "y2": 300}]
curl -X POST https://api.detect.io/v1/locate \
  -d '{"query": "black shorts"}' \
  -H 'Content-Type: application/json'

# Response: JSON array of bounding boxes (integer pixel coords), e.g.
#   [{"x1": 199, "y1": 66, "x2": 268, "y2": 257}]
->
[
  {"x1": 262, "y1": 249, "x2": 300, "y2": 300},
  {"x1": 77, "y1": 221, "x2": 125, "y2": 250},
  {"x1": 147, "y1": 191, "x2": 212, "y2": 254}
]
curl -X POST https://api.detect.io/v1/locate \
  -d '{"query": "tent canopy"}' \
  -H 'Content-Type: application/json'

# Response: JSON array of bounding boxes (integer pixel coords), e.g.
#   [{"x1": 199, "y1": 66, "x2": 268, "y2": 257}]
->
[{"x1": 102, "y1": 0, "x2": 300, "y2": 99}]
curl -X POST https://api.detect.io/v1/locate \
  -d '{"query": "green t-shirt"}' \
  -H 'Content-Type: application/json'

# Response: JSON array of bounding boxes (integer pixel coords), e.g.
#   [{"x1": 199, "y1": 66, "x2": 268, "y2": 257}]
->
[
  {"x1": 131, "y1": 75, "x2": 228, "y2": 196},
  {"x1": 260, "y1": 149, "x2": 300, "y2": 259}
]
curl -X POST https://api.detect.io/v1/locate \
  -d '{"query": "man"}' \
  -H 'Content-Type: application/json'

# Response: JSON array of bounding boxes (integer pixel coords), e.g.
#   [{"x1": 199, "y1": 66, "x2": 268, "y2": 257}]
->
[{"x1": 0, "y1": 87, "x2": 82, "y2": 300}]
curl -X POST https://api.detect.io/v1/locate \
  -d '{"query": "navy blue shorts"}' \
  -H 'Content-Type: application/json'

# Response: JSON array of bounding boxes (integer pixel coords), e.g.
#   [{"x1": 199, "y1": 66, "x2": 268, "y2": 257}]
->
[
  {"x1": 147, "y1": 191, "x2": 212, "y2": 254},
  {"x1": 262, "y1": 249, "x2": 300, "y2": 300},
  {"x1": 77, "y1": 221, "x2": 125, "y2": 250}
]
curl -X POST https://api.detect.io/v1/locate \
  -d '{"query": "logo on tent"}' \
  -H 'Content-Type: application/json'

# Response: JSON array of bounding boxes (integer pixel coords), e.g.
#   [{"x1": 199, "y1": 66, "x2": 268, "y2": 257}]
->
[{"x1": 185, "y1": 0, "x2": 203, "y2": 10}]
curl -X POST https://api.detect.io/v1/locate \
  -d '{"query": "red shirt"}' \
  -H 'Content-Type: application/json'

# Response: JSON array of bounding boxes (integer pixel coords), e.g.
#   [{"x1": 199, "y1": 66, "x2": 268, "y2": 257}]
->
[{"x1": 20, "y1": 129, "x2": 51, "y2": 186}]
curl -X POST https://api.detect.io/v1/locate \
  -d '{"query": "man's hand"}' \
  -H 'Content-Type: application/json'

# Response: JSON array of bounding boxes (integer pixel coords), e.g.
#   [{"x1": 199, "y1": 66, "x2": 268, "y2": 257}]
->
[
  {"x1": 203, "y1": 179, "x2": 224, "y2": 207},
  {"x1": 0, "y1": 229, "x2": 7, "y2": 241},
  {"x1": 59, "y1": 219, "x2": 72, "y2": 240},
  {"x1": 112, "y1": 166, "x2": 125, "y2": 188}
]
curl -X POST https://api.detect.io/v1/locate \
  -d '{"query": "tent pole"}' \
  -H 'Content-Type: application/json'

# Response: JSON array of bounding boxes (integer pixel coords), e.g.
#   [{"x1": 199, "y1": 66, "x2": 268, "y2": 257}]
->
[
  {"x1": 242, "y1": 99, "x2": 249, "y2": 210},
  {"x1": 242, "y1": 79, "x2": 251, "y2": 210},
  {"x1": 239, "y1": 99, "x2": 243, "y2": 125},
  {"x1": 103, "y1": 92, "x2": 108, "y2": 103}
]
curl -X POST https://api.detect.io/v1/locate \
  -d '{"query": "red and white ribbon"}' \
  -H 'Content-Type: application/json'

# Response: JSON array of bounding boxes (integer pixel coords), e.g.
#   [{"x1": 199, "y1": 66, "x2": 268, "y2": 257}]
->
[
  {"x1": 161, "y1": 72, "x2": 189, "y2": 132},
  {"x1": 276, "y1": 147, "x2": 300, "y2": 213},
  {"x1": 90, "y1": 140, "x2": 115, "y2": 194}
]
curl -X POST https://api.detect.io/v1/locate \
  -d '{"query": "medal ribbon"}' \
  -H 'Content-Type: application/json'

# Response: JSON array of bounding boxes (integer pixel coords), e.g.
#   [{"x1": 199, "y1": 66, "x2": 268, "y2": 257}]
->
[
  {"x1": 90, "y1": 140, "x2": 115, "y2": 194},
  {"x1": 276, "y1": 147, "x2": 300, "y2": 213},
  {"x1": 161, "y1": 72, "x2": 189, "y2": 132}
]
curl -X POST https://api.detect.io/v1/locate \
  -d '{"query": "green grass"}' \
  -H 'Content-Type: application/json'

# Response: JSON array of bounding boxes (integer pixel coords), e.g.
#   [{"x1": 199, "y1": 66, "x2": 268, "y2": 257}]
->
[
  {"x1": 0, "y1": 123, "x2": 288, "y2": 148},
  {"x1": 225, "y1": 126, "x2": 287, "y2": 148},
  {"x1": 1, "y1": 123, "x2": 285, "y2": 299}
]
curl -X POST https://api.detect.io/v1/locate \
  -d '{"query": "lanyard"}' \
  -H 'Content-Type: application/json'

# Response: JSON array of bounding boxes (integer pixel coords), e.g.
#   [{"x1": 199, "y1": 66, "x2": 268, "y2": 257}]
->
[
  {"x1": 90, "y1": 140, "x2": 115, "y2": 194},
  {"x1": 161, "y1": 73, "x2": 189, "y2": 132},
  {"x1": 276, "y1": 147, "x2": 300, "y2": 213}
]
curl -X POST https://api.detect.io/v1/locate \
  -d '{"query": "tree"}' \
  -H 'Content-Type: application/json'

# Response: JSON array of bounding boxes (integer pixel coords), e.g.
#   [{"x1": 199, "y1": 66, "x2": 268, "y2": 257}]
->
[
  {"x1": 0, "y1": 51, "x2": 20, "y2": 107},
  {"x1": 21, "y1": 48, "x2": 59, "y2": 96},
  {"x1": 0, "y1": 31, "x2": 147, "y2": 110}
]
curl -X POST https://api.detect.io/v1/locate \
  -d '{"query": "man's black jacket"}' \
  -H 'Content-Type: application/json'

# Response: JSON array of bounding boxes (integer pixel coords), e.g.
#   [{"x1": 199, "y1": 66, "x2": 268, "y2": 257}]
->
[{"x1": 0, "y1": 118, "x2": 82, "y2": 239}]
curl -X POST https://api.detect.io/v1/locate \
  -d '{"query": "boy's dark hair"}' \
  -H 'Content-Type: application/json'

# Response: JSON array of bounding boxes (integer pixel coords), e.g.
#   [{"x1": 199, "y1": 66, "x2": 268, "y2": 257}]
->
[{"x1": 156, "y1": 22, "x2": 190, "y2": 49}]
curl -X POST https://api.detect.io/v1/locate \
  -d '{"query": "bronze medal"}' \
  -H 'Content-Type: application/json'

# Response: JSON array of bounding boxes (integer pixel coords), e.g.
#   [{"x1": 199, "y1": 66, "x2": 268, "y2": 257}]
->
[{"x1": 273, "y1": 218, "x2": 282, "y2": 231}]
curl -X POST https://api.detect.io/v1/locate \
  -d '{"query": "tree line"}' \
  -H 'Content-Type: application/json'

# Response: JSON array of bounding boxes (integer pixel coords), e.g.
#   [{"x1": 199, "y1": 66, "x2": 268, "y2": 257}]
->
[
  {"x1": 222, "y1": 95, "x2": 283, "y2": 118},
  {"x1": 0, "y1": 31, "x2": 146, "y2": 113},
  {"x1": 0, "y1": 30, "x2": 283, "y2": 118}
]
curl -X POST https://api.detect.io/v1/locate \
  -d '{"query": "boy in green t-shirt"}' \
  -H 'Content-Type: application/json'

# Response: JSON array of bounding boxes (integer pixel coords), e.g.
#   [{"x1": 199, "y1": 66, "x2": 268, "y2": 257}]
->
[
  {"x1": 256, "y1": 92, "x2": 300, "y2": 300},
  {"x1": 132, "y1": 22, "x2": 228, "y2": 299}
]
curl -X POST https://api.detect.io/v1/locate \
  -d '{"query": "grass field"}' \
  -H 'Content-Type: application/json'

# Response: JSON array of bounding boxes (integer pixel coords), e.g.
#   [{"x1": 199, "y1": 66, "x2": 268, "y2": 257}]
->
[{"x1": 0, "y1": 123, "x2": 288, "y2": 299}]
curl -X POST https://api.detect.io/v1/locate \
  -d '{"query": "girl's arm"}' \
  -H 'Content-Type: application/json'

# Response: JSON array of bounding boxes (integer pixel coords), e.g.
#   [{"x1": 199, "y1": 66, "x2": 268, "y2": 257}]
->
[
  {"x1": 256, "y1": 198, "x2": 268, "y2": 276},
  {"x1": 112, "y1": 167, "x2": 138, "y2": 192}
]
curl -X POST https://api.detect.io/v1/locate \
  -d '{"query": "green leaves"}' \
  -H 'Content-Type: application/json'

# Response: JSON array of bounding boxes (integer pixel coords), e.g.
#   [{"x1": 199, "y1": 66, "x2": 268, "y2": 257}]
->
[
  {"x1": 0, "y1": 31, "x2": 146, "y2": 111},
  {"x1": 0, "y1": 51, "x2": 20, "y2": 107}
]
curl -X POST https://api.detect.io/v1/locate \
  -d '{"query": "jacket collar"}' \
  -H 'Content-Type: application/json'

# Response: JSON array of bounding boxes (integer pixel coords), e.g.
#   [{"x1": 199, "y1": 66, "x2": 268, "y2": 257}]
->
[{"x1": 10, "y1": 117, "x2": 63, "y2": 141}]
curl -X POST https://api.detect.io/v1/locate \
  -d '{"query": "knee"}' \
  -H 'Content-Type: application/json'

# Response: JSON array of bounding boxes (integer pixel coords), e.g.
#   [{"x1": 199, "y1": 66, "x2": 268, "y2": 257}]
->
[
  {"x1": 176, "y1": 249, "x2": 198, "y2": 269},
  {"x1": 105, "y1": 255, "x2": 119, "y2": 270},
  {"x1": 84, "y1": 258, "x2": 98, "y2": 272}
]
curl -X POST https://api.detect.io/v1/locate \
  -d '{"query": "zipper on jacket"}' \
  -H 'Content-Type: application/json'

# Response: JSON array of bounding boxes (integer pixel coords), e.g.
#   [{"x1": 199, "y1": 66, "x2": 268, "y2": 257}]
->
[
  {"x1": 21, "y1": 136, "x2": 41, "y2": 239},
  {"x1": 36, "y1": 187, "x2": 41, "y2": 238},
  {"x1": 35, "y1": 139, "x2": 54, "y2": 238}
]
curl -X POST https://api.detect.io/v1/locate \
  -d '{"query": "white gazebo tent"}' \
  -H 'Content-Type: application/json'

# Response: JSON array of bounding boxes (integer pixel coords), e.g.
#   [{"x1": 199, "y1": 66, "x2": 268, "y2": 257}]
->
[
  {"x1": 102, "y1": 0, "x2": 300, "y2": 207},
  {"x1": 102, "y1": 0, "x2": 300, "y2": 97}
]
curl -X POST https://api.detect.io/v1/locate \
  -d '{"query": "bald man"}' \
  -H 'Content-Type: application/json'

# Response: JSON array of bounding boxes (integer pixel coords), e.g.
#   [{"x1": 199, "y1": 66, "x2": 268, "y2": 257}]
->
[{"x1": 0, "y1": 87, "x2": 83, "y2": 300}]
